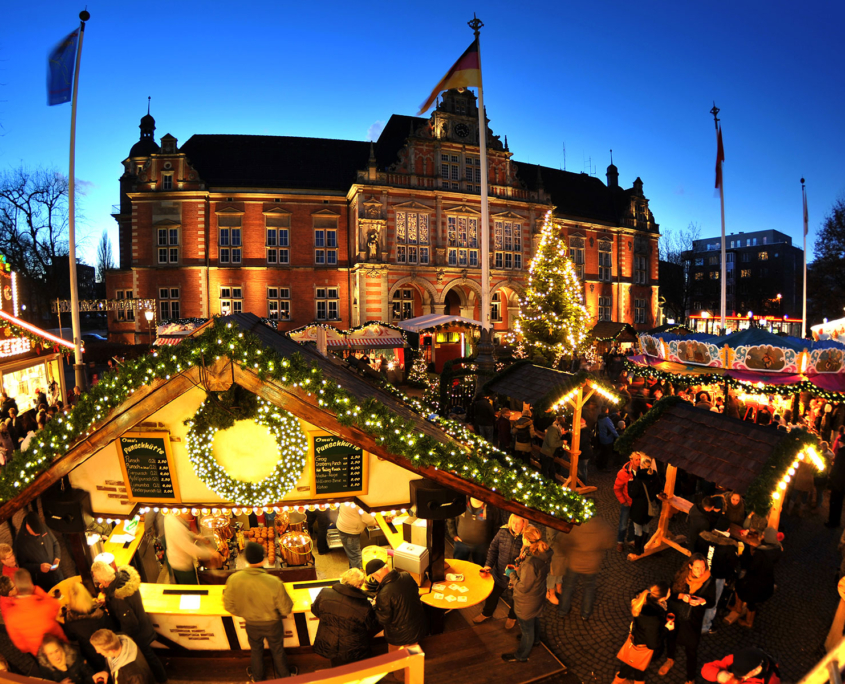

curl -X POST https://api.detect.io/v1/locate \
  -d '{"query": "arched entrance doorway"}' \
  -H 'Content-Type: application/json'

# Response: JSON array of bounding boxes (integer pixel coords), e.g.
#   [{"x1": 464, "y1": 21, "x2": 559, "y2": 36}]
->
[{"x1": 443, "y1": 289, "x2": 462, "y2": 317}]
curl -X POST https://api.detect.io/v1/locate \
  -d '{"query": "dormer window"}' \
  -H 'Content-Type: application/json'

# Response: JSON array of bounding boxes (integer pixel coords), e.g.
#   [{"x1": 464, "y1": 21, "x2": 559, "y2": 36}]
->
[{"x1": 162, "y1": 173, "x2": 173, "y2": 191}]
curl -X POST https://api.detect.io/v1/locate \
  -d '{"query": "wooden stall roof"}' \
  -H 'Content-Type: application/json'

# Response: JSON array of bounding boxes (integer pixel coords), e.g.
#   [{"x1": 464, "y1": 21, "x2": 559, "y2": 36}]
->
[
  {"x1": 589, "y1": 321, "x2": 638, "y2": 343},
  {"x1": 0, "y1": 314, "x2": 575, "y2": 532},
  {"x1": 628, "y1": 402, "x2": 787, "y2": 493},
  {"x1": 485, "y1": 363, "x2": 577, "y2": 407}
]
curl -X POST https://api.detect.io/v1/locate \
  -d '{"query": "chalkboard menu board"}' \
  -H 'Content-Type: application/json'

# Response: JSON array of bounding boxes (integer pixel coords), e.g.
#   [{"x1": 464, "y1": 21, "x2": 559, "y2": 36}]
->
[
  {"x1": 311, "y1": 435, "x2": 367, "y2": 496},
  {"x1": 117, "y1": 432, "x2": 181, "y2": 503}
]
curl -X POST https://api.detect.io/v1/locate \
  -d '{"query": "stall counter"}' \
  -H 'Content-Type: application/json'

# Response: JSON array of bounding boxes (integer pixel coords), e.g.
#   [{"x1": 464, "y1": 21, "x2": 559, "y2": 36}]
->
[{"x1": 102, "y1": 521, "x2": 144, "y2": 568}]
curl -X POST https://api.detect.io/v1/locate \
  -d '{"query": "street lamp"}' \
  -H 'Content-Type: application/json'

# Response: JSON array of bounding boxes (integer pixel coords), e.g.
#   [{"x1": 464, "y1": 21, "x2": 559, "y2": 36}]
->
[{"x1": 144, "y1": 310, "x2": 154, "y2": 345}]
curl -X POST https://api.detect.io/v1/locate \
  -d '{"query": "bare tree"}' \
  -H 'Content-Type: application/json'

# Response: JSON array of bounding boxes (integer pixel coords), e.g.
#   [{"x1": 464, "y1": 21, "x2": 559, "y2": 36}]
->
[
  {"x1": 659, "y1": 221, "x2": 701, "y2": 264},
  {"x1": 96, "y1": 230, "x2": 114, "y2": 283},
  {"x1": 658, "y1": 222, "x2": 702, "y2": 322}
]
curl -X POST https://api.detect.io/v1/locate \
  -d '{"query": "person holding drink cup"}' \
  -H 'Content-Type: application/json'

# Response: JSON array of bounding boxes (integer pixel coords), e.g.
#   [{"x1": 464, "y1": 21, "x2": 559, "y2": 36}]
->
[{"x1": 613, "y1": 581, "x2": 672, "y2": 684}]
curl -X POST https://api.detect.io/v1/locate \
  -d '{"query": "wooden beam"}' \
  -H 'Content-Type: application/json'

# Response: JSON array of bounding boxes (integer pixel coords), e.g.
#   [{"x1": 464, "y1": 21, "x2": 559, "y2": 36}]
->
[
  {"x1": 233, "y1": 368, "x2": 574, "y2": 533},
  {"x1": 0, "y1": 371, "x2": 199, "y2": 522}
]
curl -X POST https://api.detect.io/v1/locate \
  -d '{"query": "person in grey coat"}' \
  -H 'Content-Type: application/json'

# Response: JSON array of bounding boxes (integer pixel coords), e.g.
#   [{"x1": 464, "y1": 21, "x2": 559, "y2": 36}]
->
[{"x1": 502, "y1": 526, "x2": 552, "y2": 663}]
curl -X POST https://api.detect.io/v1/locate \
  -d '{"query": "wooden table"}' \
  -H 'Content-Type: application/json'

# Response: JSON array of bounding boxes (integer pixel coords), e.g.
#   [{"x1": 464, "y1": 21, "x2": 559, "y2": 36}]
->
[{"x1": 419, "y1": 559, "x2": 493, "y2": 610}]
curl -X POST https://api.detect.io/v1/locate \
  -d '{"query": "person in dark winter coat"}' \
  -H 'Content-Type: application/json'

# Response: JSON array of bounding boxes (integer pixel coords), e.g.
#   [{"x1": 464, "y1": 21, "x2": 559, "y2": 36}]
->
[
  {"x1": 502, "y1": 526, "x2": 553, "y2": 663},
  {"x1": 91, "y1": 630, "x2": 154, "y2": 684},
  {"x1": 696, "y1": 516, "x2": 742, "y2": 634},
  {"x1": 61, "y1": 582, "x2": 117, "y2": 672},
  {"x1": 596, "y1": 407, "x2": 619, "y2": 471},
  {"x1": 311, "y1": 568, "x2": 379, "y2": 667},
  {"x1": 612, "y1": 581, "x2": 672, "y2": 684},
  {"x1": 701, "y1": 647, "x2": 781, "y2": 684},
  {"x1": 659, "y1": 554, "x2": 716, "y2": 684},
  {"x1": 687, "y1": 496, "x2": 717, "y2": 552},
  {"x1": 474, "y1": 515, "x2": 525, "y2": 626},
  {"x1": 627, "y1": 456, "x2": 663, "y2": 560},
  {"x1": 0, "y1": 576, "x2": 38, "y2": 676},
  {"x1": 91, "y1": 563, "x2": 166, "y2": 684},
  {"x1": 446, "y1": 497, "x2": 499, "y2": 566},
  {"x1": 726, "y1": 528, "x2": 782, "y2": 629},
  {"x1": 38, "y1": 635, "x2": 103, "y2": 684},
  {"x1": 13, "y1": 512, "x2": 62, "y2": 592}
]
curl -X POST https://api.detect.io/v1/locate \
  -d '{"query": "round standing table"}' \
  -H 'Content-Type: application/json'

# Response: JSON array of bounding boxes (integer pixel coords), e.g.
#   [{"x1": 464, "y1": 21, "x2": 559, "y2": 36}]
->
[{"x1": 420, "y1": 558, "x2": 493, "y2": 610}]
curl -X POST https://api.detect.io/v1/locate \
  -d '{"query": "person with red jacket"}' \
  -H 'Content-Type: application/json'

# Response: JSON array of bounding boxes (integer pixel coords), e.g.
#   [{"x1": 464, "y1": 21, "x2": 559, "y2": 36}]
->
[
  {"x1": 701, "y1": 647, "x2": 780, "y2": 684},
  {"x1": 0, "y1": 569, "x2": 66, "y2": 656},
  {"x1": 614, "y1": 452, "x2": 641, "y2": 552}
]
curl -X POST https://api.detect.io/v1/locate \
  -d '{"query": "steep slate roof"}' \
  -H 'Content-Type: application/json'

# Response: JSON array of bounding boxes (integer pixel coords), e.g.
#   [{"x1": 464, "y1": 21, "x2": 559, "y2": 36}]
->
[
  {"x1": 628, "y1": 402, "x2": 787, "y2": 493},
  {"x1": 486, "y1": 363, "x2": 580, "y2": 408},
  {"x1": 589, "y1": 321, "x2": 638, "y2": 342}
]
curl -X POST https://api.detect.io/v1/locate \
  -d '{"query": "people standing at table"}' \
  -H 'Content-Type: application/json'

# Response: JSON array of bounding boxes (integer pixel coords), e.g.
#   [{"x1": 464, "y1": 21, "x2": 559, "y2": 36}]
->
[
  {"x1": 91, "y1": 562, "x2": 167, "y2": 683},
  {"x1": 539, "y1": 415, "x2": 565, "y2": 480},
  {"x1": 367, "y1": 558, "x2": 427, "y2": 683},
  {"x1": 335, "y1": 504, "x2": 376, "y2": 570},
  {"x1": 90, "y1": 629, "x2": 154, "y2": 684},
  {"x1": 687, "y1": 496, "x2": 717, "y2": 552},
  {"x1": 163, "y1": 511, "x2": 220, "y2": 584},
  {"x1": 61, "y1": 582, "x2": 116, "y2": 673},
  {"x1": 612, "y1": 581, "x2": 671, "y2": 684},
  {"x1": 311, "y1": 567, "x2": 379, "y2": 668},
  {"x1": 501, "y1": 525, "x2": 552, "y2": 663},
  {"x1": 37, "y1": 634, "x2": 105, "y2": 684},
  {"x1": 0, "y1": 569, "x2": 66, "y2": 656},
  {"x1": 513, "y1": 410, "x2": 534, "y2": 464},
  {"x1": 627, "y1": 456, "x2": 663, "y2": 560},
  {"x1": 0, "y1": 576, "x2": 39, "y2": 676},
  {"x1": 447, "y1": 497, "x2": 499, "y2": 566},
  {"x1": 474, "y1": 514, "x2": 525, "y2": 628},
  {"x1": 496, "y1": 408, "x2": 513, "y2": 453},
  {"x1": 659, "y1": 553, "x2": 716, "y2": 683},
  {"x1": 223, "y1": 542, "x2": 295, "y2": 680},
  {"x1": 614, "y1": 452, "x2": 641, "y2": 553},
  {"x1": 726, "y1": 527, "x2": 782, "y2": 629},
  {"x1": 13, "y1": 512, "x2": 62, "y2": 592},
  {"x1": 695, "y1": 517, "x2": 742, "y2": 635}
]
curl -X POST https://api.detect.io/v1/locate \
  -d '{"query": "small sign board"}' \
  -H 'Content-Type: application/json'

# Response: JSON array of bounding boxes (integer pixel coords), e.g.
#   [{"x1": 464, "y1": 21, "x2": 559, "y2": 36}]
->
[
  {"x1": 117, "y1": 432, "x2": 181, "y2": 503},
  {"x1": 309, "y1": 432, "x2": 367, "y2": 498}
]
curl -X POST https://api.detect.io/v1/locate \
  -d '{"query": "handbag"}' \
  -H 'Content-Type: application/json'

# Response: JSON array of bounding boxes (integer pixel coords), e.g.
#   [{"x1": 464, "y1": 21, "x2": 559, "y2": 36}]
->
[
  {"x1": 617, "y1": 630, "x2": 654, "y2": 671},
  {"x1": 643, "y1": 483, "x2": 660, "y2": 517}
]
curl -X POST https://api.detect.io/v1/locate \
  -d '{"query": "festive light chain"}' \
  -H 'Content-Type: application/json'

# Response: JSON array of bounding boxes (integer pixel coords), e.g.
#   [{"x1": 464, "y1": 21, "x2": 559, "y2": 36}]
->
[{"x1": 771, "y1": 446, "x2": 825, "y2": 501}]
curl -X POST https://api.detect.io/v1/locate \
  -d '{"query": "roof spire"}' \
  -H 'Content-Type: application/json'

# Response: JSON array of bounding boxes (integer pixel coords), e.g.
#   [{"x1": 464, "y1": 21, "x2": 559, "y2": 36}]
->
[
  {"x1": 368, "y1": 141, "x2": 376, "y2": 161},
  {"x1": 610, "y1": 148, "x2": 613, "y2": 165},
  {"x1": 147, "y1": 96, "x2": 151, "y2": 115},
  {"x1": 504, "y1": 135, "x2": 509, "y2": 152}
]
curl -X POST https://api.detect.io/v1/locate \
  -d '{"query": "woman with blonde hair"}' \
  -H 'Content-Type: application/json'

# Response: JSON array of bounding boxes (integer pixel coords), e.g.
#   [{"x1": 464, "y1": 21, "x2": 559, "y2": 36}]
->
[
  {"x1": 475, "y1": 514, "x2": 525, "y2": 627},
  {"x1": 502, "y1": 525, "x2": 552, "y2": 663},
  {"x1": 613, "y1": 581, "x2": 671, "y2": 684},
  {"x1": 61, "y1": 582, "x2": 115, "y2": 672}
]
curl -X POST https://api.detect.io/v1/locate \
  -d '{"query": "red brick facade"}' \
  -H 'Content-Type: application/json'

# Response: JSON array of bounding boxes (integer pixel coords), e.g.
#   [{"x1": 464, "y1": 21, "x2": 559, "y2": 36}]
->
[{"x1": 107, "y1": 91, "x2": 660, "y2": 343}]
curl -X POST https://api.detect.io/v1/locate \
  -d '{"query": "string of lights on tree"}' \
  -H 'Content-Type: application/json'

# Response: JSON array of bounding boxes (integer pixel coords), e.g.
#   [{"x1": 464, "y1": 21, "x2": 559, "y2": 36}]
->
[
  {"x1": 516, "y1": 210, "x2": 590, "y2": 366},
  {"x1": 0, "y1": 320, "x2": 594, "y2": 522}
]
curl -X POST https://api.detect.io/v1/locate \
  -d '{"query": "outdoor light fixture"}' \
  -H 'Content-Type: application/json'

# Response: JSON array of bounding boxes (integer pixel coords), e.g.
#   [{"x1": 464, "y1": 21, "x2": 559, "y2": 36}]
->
[{"x1": 144, "y1": 310, "x2": 154, "y2": 322}]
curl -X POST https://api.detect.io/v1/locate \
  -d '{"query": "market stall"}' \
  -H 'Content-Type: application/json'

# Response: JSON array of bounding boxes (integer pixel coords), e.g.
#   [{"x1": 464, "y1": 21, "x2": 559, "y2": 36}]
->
[
  {"x1": 154, "y1": 318, "x2": 207, "y2": 347},
  {"x1": 588, "y1": 321, "x2": 638, "y2": 354},
  {"x1": 688, "y1": 313, "x2": 804, "y2": 337},
  {"x1": 399, "y1": 313, "x2": 481, "y2": 373}
]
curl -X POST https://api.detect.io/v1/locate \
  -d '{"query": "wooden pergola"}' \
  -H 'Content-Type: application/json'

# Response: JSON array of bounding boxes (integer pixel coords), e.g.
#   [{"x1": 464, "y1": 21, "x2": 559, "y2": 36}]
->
[{"x1": 620, "y1": 399, "x2": 809, "y2": 561}]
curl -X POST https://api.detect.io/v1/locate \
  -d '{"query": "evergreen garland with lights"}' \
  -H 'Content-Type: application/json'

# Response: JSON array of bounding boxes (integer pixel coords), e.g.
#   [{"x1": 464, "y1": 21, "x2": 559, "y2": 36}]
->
[
  {"x1": 516, "y1": 210, "x2": 591, "y2": 366},
  {"x1": 184, "y1": 386, "x2": 308, "y2": 505},
  {"x1": 0, "y1": 320, "x2": 593, "y2": 523}
]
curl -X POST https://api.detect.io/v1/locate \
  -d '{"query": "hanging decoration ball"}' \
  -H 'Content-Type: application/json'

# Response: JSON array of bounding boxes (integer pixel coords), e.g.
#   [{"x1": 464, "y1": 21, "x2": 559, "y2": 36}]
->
[{"x1": 185, "y1": 392, "x2": 308, "y2": 506}]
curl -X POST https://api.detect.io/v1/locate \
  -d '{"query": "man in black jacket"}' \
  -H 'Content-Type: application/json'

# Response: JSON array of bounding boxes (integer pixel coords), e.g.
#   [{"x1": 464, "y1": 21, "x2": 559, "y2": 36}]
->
[
  {"x1": 13, "y1": 512, "x2": 62, "y2": 592},
  {"x1": 311, "y1": 567, "x2": 379, "y2": 667},
  {"x1": 695, "y1": 516, "x2": 742, "y2": 634},
  {"x1": 687, "y1": 496, "x2": 716, "y2": 552},
  {"x1": 91, "y1": 562, "x2": 167, "y2": 683},
  {"x1": 367, "y1": 559, "x2": 426, "y2": 683}
]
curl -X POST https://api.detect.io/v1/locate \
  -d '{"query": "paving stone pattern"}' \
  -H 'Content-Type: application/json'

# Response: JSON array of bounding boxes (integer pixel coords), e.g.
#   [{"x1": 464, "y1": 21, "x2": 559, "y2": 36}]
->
[{"x1": 537, "y1": 467, "x2": 841, "y2": 683}]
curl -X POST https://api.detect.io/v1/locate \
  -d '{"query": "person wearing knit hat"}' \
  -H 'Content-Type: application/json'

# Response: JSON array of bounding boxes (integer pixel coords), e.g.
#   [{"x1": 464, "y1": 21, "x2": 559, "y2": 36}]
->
[
  {"x1": 700, "y1": 647, "x2": 781, "y2": 683},
  {"x1": 223, "y1": 538, "x2": 295, "y2": 679},
  {"x1": 726, "y1": 527, "x2": 783, "y2": 630},
  {"x1": 696, "y1": 516, "x2": 741, "y2": 635},
  {"x1": 13, "y1": 512, "x2": 62, "y2": 592}
]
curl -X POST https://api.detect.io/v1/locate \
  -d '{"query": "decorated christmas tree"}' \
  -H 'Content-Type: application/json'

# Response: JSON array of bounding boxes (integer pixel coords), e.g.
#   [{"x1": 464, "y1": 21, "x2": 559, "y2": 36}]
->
[
  {"x1": 517, "y1": 210, "x2": 590, "y2": 366},
  {"x1": 408, "y1": 350, "x2": 429, "y2": 386}
]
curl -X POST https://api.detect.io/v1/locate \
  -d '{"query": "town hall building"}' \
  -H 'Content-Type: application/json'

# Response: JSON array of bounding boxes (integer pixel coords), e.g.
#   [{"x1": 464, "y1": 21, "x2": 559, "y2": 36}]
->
[{"x1": 107, "y1": 90, "x2": 660, "y2": 344}]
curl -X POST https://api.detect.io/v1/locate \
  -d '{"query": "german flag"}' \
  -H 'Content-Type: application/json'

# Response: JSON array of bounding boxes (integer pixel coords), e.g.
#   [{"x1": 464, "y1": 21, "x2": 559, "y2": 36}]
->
[{"x1": 417, "y1": 40, "x2": 481, "y2": 115}]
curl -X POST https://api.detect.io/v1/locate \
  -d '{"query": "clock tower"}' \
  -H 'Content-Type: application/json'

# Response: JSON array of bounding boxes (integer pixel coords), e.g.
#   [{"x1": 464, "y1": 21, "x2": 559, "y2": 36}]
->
[{"x1": 431, "y1": 88, "x2": 505, "y2": 151}]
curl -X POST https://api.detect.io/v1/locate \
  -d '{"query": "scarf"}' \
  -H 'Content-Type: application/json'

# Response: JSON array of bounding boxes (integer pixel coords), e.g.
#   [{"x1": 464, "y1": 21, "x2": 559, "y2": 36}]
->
[
  {"x1": 108, "y1": 634, "x2": 138, "y2": 674},
  {"x1": 686, "y1": 568, "x2": 711, "y2": 595}
]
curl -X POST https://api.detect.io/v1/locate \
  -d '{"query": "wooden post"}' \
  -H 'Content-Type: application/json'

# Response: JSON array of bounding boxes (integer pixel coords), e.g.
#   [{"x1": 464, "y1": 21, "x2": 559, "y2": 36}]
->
[
  {"x1": 767, "y1": 494, "x2": 784, "y2": 531},
  {"x1": 632, "y1": 464, "x2": 692, "y2": 561},
  {"x1": 562, "y1": 385, "x2": 597, "y2": 494}
]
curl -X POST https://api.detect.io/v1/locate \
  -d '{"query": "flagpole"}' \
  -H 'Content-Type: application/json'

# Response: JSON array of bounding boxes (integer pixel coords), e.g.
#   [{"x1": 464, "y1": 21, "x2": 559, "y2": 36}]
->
[
  {"x1": 802, "y1": 178, "x2": 808, "y2": 338},
  {"x1": 711, "y1": 103, "x2": 726, "y2": 334},
  {"x1": 68, "y1": 10, "x2": 90, "y2": 391}
]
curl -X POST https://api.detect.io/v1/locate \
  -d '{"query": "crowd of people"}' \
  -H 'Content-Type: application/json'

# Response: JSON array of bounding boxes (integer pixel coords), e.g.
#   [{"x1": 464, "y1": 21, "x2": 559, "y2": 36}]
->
[{"x1": 0, "y1": 382, "x2": 80, "y2": 464}]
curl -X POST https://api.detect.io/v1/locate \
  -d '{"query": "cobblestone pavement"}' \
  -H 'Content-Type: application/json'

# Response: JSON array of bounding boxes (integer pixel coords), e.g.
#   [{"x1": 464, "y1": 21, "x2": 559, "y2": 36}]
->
[{"x1": 538, "y1": 466, "x2": 841, "y2": 683}]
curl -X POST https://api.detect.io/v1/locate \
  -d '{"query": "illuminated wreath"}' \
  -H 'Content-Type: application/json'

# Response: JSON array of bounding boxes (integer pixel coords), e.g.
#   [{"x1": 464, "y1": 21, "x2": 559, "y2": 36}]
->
[{"x1": 184, "y1": 387, "x2": 308, "y2": 505}]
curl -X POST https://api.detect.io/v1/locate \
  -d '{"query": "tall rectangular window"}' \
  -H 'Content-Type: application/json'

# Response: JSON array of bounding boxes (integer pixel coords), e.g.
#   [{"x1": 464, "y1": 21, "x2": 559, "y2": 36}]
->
[
  {"x1": 396, "y1": 211, "x2": 430, "y2": 265},
  {"x1": 162, "y1": 174, "x2": 173, "y2": 191},
  {"x1": 316, "y1": 287, "x2": 339, "y2": 320},
  {"x1": 391, "y1": 288, "x2": 414, "y2": 322},
  {"x1": 493, "y1": 219, "x2": 523, "y2": 269},
  {"x1": 491, "y1": 291, "x2": 502, "y2": 321},
  {"x1": 267, "y1": 287, "x2": 291, "y2": 321},
  {"x1": 157, "y1": 227, "x2": 180, "y2": 264},
  {"x1": 159, "y1": 287, "x2": 180, "y2": 320},
  {"x1": 635, "y1": 298, "x2": 647, "y2": 324},
  {"x1": 220, "y1": 287, "x2": 243, "y2": 315},
  {"x1": 599, "y1": 296, "x2": 612, "y2": 321},
  {"x1": 115, "y1": 290, "x2": 135, "y2": 322},
  {"x1": 598, "y1": 240, "x2": 613, "y2": 282},
  {"x1": 266, "y1": 214, "x2": 290, "y2": 265},
  {"x1": 569, "y1": 237, "x2": 585, "y2": 279},
  {"x1": 218, "y1": 214, "x2": 242, "y2": 266},
  {"x1": 314, "y1": 216, "x2": 338, "y2": 265},
  {"x1": 447, "y1": 215, "x2": 479, "y2": 267},
  {"x1": 634, "y1": 255, "x2": 648, "y2": 285}
]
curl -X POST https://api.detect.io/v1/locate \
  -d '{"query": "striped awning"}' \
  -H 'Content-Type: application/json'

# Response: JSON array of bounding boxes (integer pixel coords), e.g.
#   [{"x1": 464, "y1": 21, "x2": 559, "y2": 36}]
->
[
  {"x1": 346, "y1": 323, "x2": 407, "y2": 349},
  {"x1": 154, "y1": 336, "x2": 184, "y2": 346}
]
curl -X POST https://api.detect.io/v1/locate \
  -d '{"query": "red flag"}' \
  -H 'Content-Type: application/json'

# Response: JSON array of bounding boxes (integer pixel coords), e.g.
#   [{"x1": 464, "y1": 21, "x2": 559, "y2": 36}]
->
[
  {"x1": 417, "y1": 40, "x2": 481, "y2": 116},
  {"x1": 803, "y1": 186, "x2": 809, "y2": 236},
  {"x1": 715, "y1": 124, "x2": 725, "y2": 197}
]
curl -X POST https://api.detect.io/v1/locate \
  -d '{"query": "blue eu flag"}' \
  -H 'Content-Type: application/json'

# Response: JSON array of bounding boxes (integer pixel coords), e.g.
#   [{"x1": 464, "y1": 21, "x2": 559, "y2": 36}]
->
[{"x1": 47, "y1": 29, "x2": 79, "y2": 106}]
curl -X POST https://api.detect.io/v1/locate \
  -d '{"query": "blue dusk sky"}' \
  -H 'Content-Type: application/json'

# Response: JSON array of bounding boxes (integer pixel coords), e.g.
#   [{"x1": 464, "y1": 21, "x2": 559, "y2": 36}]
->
[{"x1": 1, "y1": 0, "x2": 843, "y2": 267}]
